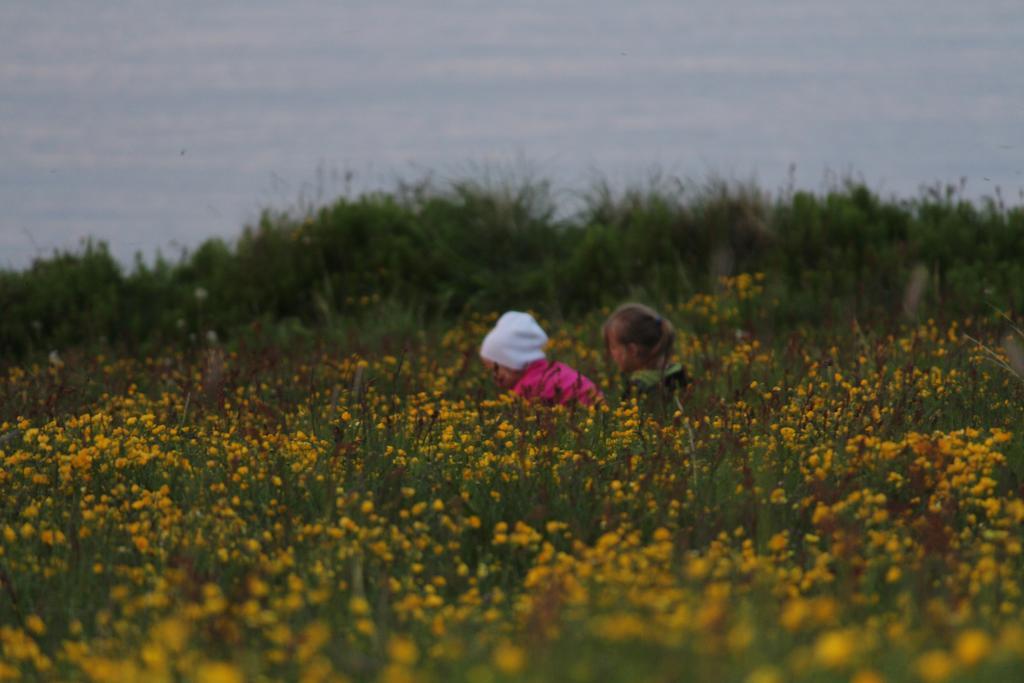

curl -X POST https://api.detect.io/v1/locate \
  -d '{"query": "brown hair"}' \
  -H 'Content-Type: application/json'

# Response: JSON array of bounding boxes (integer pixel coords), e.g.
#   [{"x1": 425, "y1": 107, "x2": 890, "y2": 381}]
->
[{"x1": 603, "y1": 303, "x2": 676, "y2": 369}]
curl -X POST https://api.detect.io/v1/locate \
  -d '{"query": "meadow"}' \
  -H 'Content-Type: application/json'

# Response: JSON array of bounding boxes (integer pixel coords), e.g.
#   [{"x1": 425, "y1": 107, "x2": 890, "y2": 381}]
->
[
  {"x1": 3, "y1": 177, "x2": 1024, "y2": 681},
  {"x1": 2, "y1": 269, "x2": 1024, "y2": 682}
]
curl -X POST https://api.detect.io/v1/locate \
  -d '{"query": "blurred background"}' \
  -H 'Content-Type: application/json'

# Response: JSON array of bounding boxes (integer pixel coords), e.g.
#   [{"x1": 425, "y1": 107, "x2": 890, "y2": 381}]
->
[{"x1": 1, "y1": 0, "x2": 1022, "y2": 269}]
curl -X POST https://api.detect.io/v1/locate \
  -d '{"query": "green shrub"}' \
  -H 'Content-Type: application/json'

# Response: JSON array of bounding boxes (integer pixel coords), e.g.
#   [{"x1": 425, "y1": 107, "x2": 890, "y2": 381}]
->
[{"x1": 2, "y1": 176, "x2": 1022, "y2": 360}]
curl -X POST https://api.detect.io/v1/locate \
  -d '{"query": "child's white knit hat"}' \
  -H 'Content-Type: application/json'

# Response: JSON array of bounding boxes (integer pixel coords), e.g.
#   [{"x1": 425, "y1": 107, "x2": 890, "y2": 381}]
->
[{"x1": 480, "y1": 311, "x2": 548, "y2": 370}]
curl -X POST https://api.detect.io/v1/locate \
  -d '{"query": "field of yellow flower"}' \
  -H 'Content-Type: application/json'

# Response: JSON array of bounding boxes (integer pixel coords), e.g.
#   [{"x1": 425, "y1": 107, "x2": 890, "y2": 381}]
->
[{"x1": 2, "y1": 277, "x2": 1024, "y2": 682}]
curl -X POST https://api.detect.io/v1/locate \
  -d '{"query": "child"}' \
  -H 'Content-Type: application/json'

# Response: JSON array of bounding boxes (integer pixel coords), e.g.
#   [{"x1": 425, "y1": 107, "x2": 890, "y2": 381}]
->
[
  {"x1": 603, "y1": 303, "x2": 689, "y2": 399},
  {"x1": 480, "y1": 311, "x2": 601, "y2": 406}
]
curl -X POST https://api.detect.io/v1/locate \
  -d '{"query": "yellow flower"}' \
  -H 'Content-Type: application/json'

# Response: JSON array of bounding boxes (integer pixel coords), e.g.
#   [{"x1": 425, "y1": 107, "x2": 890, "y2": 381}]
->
[
  {"x1": 767, "y1": 532, "x2": 789, "y2": 553},
  {"x1": 196, "y1": 661, "x2": 244, "y2": 683},
  {"x1": 915, "y1": 650, "x2": 954, "y2": 683},
  {"x1": 492, "y1": 641, "x2": 526, "y2": 674},
  {"x1": 851, "y1": 670, "x2": 884, "y2": 683},
  {"x1": 387, "y1": 636, "x2": 419, "y2": 665},
  {"x1": 150, "y1": 618, "x2": 189, "y2": 652},
  {"x1": 780, "y1": 598, "x2": 808, "y2": 632},
  {"x1": 141, "y1": 643, "x2": 167, "y2": 670},
  {"x1": 25, "y1": 614, "x2": 46, "y2": 636},
  {"x1": 297, "y1": 621, "x2": 331, "y2": 662},
  {"x1": 349, "y1": 596, "x2": 371, "y2": 616},
  {"x1": 953, "y1": 629, "x2": 991, "y2": 667},
  {"x1": 355, "y1": 618, "x2": 375, "y2": 637},
  {"x1": 814, "y1": 629, "x2": 855, "y2": 668}
]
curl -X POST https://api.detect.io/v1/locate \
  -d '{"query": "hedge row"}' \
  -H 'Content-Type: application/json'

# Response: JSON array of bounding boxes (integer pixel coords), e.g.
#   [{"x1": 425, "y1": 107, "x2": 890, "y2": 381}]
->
[{"x1": 2, "y1": 178, "x2": 1022, "y2": 357}]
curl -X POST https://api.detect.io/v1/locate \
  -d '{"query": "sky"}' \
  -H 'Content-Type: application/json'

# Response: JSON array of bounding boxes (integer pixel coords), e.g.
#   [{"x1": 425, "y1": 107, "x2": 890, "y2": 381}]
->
[{"x1": 1, "y1": 0, "x2": 1022, "y2": 269}]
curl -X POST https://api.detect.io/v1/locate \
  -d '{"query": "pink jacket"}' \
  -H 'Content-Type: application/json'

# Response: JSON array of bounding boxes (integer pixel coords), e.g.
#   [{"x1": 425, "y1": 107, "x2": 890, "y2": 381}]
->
[{"x1": 512, "y1": 359, "x2": 602, "y2": 406}]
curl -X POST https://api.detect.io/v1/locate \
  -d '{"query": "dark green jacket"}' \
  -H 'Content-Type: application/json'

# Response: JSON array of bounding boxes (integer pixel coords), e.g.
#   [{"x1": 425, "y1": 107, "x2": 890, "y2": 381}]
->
[
  {"x1": 628, "y1": 362, "x2": 689, "y2": 393},
  {"x1": 626, "y1": 362, "x2": 689, "y2": 416}
]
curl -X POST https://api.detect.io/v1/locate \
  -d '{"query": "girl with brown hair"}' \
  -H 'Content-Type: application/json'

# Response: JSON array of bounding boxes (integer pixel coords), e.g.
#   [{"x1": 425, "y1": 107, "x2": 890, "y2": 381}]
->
[{"x1": 603, "y1": 303, "x2": 689, "y2": 400}]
